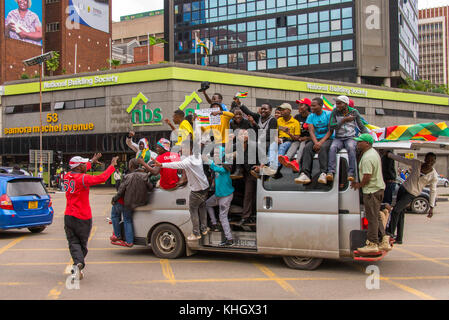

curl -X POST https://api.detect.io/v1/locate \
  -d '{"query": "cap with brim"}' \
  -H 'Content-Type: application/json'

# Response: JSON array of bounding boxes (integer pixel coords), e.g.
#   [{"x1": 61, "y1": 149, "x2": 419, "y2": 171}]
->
[
  {"x1": 157, "y1": 138, "x2": 171, "y2": 152},
  {"x1": 278, "y1": 103, "x2": 292, "y2": 111},
  {"x1": 295, "y1": 98, "x2": 311, "y2": 107},
  {"x1": 69, "y1": 156, "x2": 89, "y2": 169},
  {"x1": 354, "y1": 133, "x2": 374, "y2": 145},
  {"x1": 334, "y1": 95, "x2": 350, "y2": 105}
]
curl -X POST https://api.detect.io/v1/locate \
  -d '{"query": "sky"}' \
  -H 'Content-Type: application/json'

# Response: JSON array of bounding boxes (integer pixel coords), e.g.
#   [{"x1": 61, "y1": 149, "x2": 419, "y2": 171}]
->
[{"x1": 112, "y1": 0, "x2": 449, "y2": 22}]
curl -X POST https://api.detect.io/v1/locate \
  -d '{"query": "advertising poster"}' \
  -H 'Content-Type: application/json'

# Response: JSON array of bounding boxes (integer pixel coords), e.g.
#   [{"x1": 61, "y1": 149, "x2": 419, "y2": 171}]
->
[
  {"x1": 69, "y1": 0, "x2": 110, "y2": 33},
  {"x1": 4, "y1": 0, "x2": 43, "y2": 46}
]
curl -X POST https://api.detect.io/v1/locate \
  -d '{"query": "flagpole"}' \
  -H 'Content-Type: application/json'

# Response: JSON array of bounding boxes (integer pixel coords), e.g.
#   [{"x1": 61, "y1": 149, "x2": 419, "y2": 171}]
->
[
  {"x1": 195, "y1": 36, "x2": 198, "y2": 65},
  {"x1": 147, "y1": 33, "x2": 150, "y2": 65}
]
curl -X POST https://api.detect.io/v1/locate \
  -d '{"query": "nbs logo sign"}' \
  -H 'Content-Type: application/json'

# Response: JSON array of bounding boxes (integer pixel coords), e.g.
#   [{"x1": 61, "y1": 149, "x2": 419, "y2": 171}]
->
[{"x1": 127, "y1": 93, "x2": 163, "y2": 127}]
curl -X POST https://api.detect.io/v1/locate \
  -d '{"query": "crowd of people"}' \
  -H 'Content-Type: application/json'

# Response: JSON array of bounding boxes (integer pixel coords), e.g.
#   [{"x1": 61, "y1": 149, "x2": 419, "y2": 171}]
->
[{"x1": 62, "y1": 89, "x2": 439, "y2": 279}]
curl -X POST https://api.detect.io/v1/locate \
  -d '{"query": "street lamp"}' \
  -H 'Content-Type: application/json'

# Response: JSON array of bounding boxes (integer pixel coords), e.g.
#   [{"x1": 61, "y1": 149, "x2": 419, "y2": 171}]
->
[{"x1": 23, "y1": 51, "x2": 55, "y2": 177}]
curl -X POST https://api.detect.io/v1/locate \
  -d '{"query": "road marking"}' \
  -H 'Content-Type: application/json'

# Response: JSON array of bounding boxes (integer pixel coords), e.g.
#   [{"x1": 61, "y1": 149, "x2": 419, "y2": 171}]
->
[
  {"x1": 429, "y1": 239, "x2": 449, "y2": 245},
  {"x1": 0, "y1": 282, "x2": 36, "y2": 286},
  {"x1": 129, "y1": 277, "x2": 343, "y2": 285},
  {"x1": 395, "y1": 247, "x2": 449, "y2": 268},
  {"x1": 253, "y1": 263, "x2": 300, "y2": 297},
  {"x1": 0, "y1": 236, "x2": 26, "y2": 255},
  {"x1": 382, "y1": 279, "x2": 436, "y2": 300},
  {"x1": 0, "y1": 260, "x2": 211, "y2": 266},
  {"x1": 160, "y1": 259, "x2": 176, "y2": 285},
  {"x1": 48, "y1": 225, "x2": 97, "y2": 300},
  {"x1": 10, "y1": 248, "x2": 122, "y2": 251},
  {"x1": 401, "y1": 244, "x2": 449, "y2": 248}
]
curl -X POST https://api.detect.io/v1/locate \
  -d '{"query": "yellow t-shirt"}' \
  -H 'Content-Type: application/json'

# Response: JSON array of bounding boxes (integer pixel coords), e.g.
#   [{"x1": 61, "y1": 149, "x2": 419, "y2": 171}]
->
[
  {"x1": 201, "y1": 111, "x2": 234, "y2": 144},
  {"x1": 176, "y1": 119, "x2": 194, "y2": 145},
  {"x1": 277, "y1": 116, "x2": 301, "y2": 139}
]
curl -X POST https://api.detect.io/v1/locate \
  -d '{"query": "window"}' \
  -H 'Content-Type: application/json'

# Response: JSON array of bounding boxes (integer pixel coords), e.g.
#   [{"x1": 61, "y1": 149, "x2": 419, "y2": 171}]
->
[
  {"x1": 45, "y1": 0, "x2": 60, "y2": 3},
  {"x1": 85, "y1": 99, "x2": 96, "y2": 108},
  {"x1": 277, "y1": 47, "x2": 286, "y2": 58},
  {"x1": 54, "y1": 102, "x2": 65, "y2": 110},
  {"x1": 64, "y1": 101, "x2": 75, "y2": 110},
  {"x1": 46, "y1": 22, "x2": 60, "y2": 32}
]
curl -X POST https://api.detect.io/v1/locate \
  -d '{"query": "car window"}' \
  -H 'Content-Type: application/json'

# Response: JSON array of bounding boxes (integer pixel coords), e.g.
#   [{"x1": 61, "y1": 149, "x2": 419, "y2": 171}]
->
[{"x1": 7, "y1": 180, "x2": 47, "y2": 197}]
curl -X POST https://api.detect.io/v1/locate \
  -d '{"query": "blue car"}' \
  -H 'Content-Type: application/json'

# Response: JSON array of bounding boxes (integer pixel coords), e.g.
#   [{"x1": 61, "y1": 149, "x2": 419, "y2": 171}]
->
[{"x1": 0, "y1": 174, "x2": 54, "y2": 233}]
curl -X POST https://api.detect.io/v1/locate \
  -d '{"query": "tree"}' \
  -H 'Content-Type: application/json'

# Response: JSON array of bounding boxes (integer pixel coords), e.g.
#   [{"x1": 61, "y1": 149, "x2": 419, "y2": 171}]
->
[
  {"x1": 400, "y1": 78, "x2": 448, "y2": 95},
  {"x1": 46, "y1": 51, "x2": 60, "y2": 76},
  {"x1": 107, "y1": 59, "x2": 121, "y2": 69},
  {"x1": 149, "y1": 35, "x2": 167, "y2": 46}
]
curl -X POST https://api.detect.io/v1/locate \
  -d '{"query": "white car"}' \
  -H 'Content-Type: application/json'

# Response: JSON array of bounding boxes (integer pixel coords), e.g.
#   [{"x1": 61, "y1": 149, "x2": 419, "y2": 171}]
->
[{"x1": 437, "y1": 176, "x2": 449, "y2": 188}]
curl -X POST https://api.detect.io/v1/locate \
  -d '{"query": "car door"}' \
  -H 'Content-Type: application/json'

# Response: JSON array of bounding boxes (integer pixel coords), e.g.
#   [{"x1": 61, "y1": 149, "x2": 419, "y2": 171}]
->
[{"x1": 256, "y1": 158, "x2": 340, "y2": 259}]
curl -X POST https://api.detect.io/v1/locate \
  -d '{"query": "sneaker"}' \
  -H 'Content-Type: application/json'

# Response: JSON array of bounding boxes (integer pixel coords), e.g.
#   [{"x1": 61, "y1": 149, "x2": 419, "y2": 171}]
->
[
  {"x1": 187, "y1": 234, "x2": 201, "y2": 241},
  {"x1": 278, "y1": 155, "x2": 290, "y2": 167},
  {"x1": 348, "y1": 176, "x2": 355, "y2": 182},
  {"x1": 295, "y1": 173, "x2": 311, "y2": 184},
  {"x1": 326, "y1": 173, "x2": 334, "y2": 182},
  {"x1": 318, "y1": 173, "x2": 328, "y2": 184},
  {"x1": 124, "y1": 242, "x2": 134, "y2": 248},
  {"x1": 378, "y1": 235, "x2": 392, "y2": 252},
  {"x1": 110, "y1": 234, "x2": 121, "y2": 242},
  {"x1": 260, "y1": 166, "x2": 277, "y2": 176},
  {"x1": 357, "y1": 240, "x2": 379, "y2": 254},
  {"x1": 201, "y1": 227, "x2": 210, "y2": 236},
  {"x1": 286, "y1": 160, "x2": 300, "y2": 173},
  {"x1": 71, "y1": 263, "x2": 84, "y2": 281},
  {"x1": 211, "y1": 224, "x2": 220, "y2": 232},
  {"x1": 219, "y1": 239, "x2": 234, "y2": 247}
]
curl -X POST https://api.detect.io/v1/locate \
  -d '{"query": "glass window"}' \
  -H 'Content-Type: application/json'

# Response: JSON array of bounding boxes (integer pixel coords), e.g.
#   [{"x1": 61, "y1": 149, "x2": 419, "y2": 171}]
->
[
  {"x1": 343, "y1": 39, "x2": 353, "y2": 50},
  {"x1": 309, "y1": 43, "x2": 319, "y2": 54},
  {"x1": 278, "y1": 58, "x2": 287, "y2": 68},
  {"x1": 210, "y1": 0, "x2": 217, "y2": 7},
  {"x1": 85, "y1": 99, "x2": 96, "y2": 108},
  {"x1": 320, "y1": 42, "x2": 330, "y2": 52},
  {"x1": 248, "y1": 21, "x2": 256, "y2": 31},
  {"x1": 218, "y1": 6, "x2": 227, "y2": 16},
  {"x1": 309, "y1": 23, "x2": 318, "y2": 33},
  {"x1": 183, "y1": 13, "x2": 191, "y2": 21},
  {"x1": 288, "y1": 46, "x2": 297, "y2": 56},
  {"x1": 229, "y1": 53, "x2": 237, "y2": 63},
  {"x1": 342, "y1": 18, "x2": 352, "y2": 29},
  {"x1": 321, "y1": 53, "x2": 330, "y2": 63},
  {"x1": 247, "y1": 2, "x2": 256, "y2": 11},
  {"x1": 268, "y1": 59, "x2": 277, "y2": 69},
  {"x1": 342, "y1": 7, "x2": 352, "y2": 18},
  {"x1": 219, "y1": 0, "x2": 226, "y2": 5},
  {"x1": 267, "y1": 18, "x2": 276, "y2": 28},
  {"x1": 267, "y1": 28, "x2": 276, "y2": 38},
  {"x1": 299, "y1": 55, "x2": 308, "y2": 65},
  {"x1": 309, "y1": 12, "x2": 318, "y2": 23},
  {"x1": 257, "y1": 30, "x2": 266, "y2": 40},
  {"x1": 332, "y1": 52, "x2": 342, "y2": 62},
  {"x1": 310, "y1": 54, "x2": 319, "y2": 64},
  {"x1": 331, "y1": 20, "x2": 341, "y2": 30},
  {"x1": 238, "y1": 3, "x2": 246, "y2": 12},
  {"x1": 267, "y1": 0, "x2": 276, "y2": 8},
  {"x1": 183, "y1": 3, "x2": 191, "y2": 12},
  {"x1": 287, "y1": 15, "x2": 296, "y2": 25},
  {"x1": 320, "y1": 21, "x2": 329, "y2": 32},
  {"x1": 210, "y1": 8, "x2": 217, "y2": 17},
  {"x1": 288, "y1": 56, "x2": 297, "y2": 67},
  {"x1": 331, "y1": 9, "x2": 341, "y2": 20},
  {"x1": 277, "y1": 27, "x2": 286, "y2": 37},
  {"x1": 277, "y1": 47, "x2": 287, "y2": 58},
  {"x1": 228, "y1": 5, "x2": 236, "y2": 15},
  {"x1": 219, "y1": 54, "x2": 228, "y2": 64},
  {"x1": 65, "y1": 101, "x2": 75, "y2": 109},
  {"x1": 278, "y1": 0, "x2": 286, "y2": 6},
  {"x1": 343, "y1": 50, "x2": 353, "y2": 61},
  {"x1": 192, "y1": 2, "x2": 200, "y2": 11},
  {"x1": 258, "y1": 50, "x2": 267, "y2": 60},
  {"x1": 332, "y1": 41, "x2": 341, "y2": 51},
  {"x1": 298, "y1": 14, "x2": 307, "y2": 24},
  {"x1": 320, "y1": 10, "x2": 329, "y2": 21},
  {"x1": 298, "y1": 24, "x2": 307, "y2": 35},
  {"x1": 298, "y1": 44, "x2": 308, "y2": 55},
  {"x1": 267, "y1": 48, "x2": 276, "y2": 59},
  {"x1": 257, "y1": 20, "x2": 266, "y2": 30},
  {"x1": 257, "y1": 60, "x2": 267, "y2": 70},
  {"x1": 248, "y1": 31, "x2": 256, "y2": 41},
  {"x1": 238, "y1": 23, "x2": 246, "y2": 32},
  {"x1": 248, "y1": 51, "x2": 257, "y2": 61},
  {"x1": 95, "y1": 97, "x2": 106, "y2": 107}
]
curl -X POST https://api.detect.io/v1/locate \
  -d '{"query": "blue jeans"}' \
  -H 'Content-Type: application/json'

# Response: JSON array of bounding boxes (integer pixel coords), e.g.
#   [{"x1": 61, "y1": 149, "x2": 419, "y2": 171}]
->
[
  {"x1": 328, "y1": 138, "x2": 357, "y2": 176},
  {"x1": 111, "y1": 202, "x2": 134, "y2": 244},
  {"x1": 268, "y1": 141, "x2": 292, "y2": 168}
]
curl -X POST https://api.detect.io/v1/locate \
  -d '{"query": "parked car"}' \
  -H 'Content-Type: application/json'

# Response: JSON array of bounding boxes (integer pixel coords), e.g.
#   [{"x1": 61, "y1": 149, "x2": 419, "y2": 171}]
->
[
  {"x1": 437, "y1": 176, "x2": 449, "y2": 188},
  {"x1": 0, "y1": 174, "x2": 53, "y2": 233},
  {"x1": 0, "y1": 167, "x2": 31, "y2": 176},
  {"x1": 393, "y1": 177, "x2": 432, "y2": 214}
]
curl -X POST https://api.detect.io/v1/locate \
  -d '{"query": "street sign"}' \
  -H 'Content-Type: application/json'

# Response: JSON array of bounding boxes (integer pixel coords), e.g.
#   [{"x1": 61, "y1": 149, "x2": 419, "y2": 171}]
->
[
  {"x1": 405, "y1": 153, "x2": 415, "y2": 159},
  {"x1": 29, "y1": 150, "x2": 53, "y2": 164},
  {"x1": 23, "y1": 52, "x2": 55, "y2": 67}
]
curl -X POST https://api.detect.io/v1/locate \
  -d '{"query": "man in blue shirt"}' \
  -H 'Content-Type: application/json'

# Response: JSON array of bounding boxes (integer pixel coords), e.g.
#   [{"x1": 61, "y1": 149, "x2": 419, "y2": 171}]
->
[{"x1": 295, "y1": 97, "x2": 333, "y2": 185}]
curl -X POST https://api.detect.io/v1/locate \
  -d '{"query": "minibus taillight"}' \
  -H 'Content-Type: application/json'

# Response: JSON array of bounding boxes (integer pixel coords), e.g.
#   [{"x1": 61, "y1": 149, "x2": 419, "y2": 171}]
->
[
  {"x1": 0, "y1": 194, "x2": 14, "y2": 210},
  {"x1": 361, "y1": 217, "x2": 369, "y2": 230}
]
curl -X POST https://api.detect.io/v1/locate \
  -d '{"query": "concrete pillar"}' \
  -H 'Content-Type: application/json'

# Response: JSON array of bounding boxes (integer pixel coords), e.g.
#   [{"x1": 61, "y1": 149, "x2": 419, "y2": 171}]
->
[{"x1": 383, "y1": 77, "x2": 391, "y2": 87}]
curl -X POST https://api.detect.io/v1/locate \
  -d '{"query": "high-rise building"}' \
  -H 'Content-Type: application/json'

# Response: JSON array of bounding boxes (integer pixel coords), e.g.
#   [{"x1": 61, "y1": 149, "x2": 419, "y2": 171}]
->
[
  {"x1": 0, "y1": 0, "x2": 112, "y2": 84},
  {"x1": 164, "y1": 0, "x2": 419, "y2": 86},
  {"x1": 418, "y1": 6, "x2": 448, "y2": 86}
]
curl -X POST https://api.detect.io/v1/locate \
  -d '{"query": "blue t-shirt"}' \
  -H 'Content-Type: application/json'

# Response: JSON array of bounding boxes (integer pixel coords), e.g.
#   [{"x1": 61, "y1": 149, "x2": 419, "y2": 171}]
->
[{"x1": 306, "y1": 110, "x2": 331, "y2": 140}]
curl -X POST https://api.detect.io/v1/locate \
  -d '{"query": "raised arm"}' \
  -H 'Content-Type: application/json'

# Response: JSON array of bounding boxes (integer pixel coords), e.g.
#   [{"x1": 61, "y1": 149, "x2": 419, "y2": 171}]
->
[{"x1": 387, "y1": 152, "x2": 415, "y2": 167}]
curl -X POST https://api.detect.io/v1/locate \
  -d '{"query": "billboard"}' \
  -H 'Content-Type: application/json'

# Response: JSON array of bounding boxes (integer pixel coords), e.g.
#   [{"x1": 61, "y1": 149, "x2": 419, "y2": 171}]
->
[
  {"x1": 69, "y1": 0, "x2": 109, "y2": 33},
  {"x1": 4, "y1": 0, "x2": 43, "y2": 46}
]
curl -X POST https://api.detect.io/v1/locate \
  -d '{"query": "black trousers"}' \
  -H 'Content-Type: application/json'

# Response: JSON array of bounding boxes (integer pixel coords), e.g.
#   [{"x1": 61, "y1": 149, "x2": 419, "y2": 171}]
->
[
  {"x1": 64, "y1": 215, "x2": 92, "y2": 268},
  {"x1": 387, "y1": 186, "x2": 415, "y2": 242}
]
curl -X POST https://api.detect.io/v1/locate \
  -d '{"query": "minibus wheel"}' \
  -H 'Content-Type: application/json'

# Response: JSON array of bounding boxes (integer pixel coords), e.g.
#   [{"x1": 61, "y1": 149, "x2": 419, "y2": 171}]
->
[
  {"x1": 28, "y1": 226, "x2": 46, "y2": 233},
  {"x1": 150, "y1": 223, "x2": 186, "y2": 259},
  {"x1": 282, "y1": 256, "x2": 323, "y2": 270}
]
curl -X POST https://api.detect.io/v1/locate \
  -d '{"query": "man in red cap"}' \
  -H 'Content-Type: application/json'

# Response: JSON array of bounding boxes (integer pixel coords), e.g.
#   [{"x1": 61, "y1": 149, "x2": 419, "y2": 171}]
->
[
  {"x1": 64, "y1": 153, "x2": 118, "y2": 281},
  {"x1": 278, "y1": 98, "x2": 311, "y2": 172}
]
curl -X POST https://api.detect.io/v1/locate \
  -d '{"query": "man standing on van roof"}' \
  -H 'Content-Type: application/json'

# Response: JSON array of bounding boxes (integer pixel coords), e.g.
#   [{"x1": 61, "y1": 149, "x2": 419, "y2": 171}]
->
[{"x1": 351, "y1": 134, "x2": 391, "y2": 254}]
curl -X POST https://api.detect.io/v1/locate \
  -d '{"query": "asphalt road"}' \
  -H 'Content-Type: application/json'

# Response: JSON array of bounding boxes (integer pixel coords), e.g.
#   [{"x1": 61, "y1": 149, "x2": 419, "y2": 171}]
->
[{"x1": 1, "y1": 187, "x2": 449, "y2": 300}]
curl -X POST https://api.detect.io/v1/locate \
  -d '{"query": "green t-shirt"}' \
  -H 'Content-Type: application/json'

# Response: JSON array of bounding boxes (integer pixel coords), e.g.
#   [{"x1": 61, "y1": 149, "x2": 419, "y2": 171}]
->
[{"x1": 359, "y1": 148, "x2": 386, "y2": 194}]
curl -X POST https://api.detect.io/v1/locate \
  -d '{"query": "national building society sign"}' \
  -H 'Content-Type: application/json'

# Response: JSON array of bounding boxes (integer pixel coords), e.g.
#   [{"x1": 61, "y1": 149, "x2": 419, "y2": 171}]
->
[{"x1": 43, "y1": 75, "x2": 119, "y2": 89}]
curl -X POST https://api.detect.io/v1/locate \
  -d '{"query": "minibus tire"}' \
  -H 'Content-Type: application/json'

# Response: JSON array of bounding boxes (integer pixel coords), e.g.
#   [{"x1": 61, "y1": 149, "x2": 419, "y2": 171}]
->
[
  {"x1": 282, "y1": 256, "x2": 323, "y2": 270},
  {"x1": 150, "y1": 223, "x2": 186, "y2": 259},
  {"x1": 28, "y1": 226, "x2": 46, "y2": 233}
]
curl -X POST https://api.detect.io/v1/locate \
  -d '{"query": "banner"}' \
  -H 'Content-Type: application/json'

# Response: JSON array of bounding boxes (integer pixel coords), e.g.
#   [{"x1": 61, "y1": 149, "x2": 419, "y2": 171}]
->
[
  {"x1": 69, "y1": 0, "x2": 109, "y2": 33},
  {"x1": 4, "y1": 0, "x2": 43, "y2": 46},
  {"x1": 195, "y1": 108, "x2": 221, "y2": 127}
]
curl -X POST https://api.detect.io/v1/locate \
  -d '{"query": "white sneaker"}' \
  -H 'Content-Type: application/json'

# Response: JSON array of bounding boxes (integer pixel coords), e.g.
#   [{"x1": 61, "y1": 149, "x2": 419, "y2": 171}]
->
[
  {"x1": 294, "y1": 173, "x2": 311, "y2": 184},
  {"x1": 187, "y1": 234, "x2": 201, "y2": 241},
  {"x1": 261, "y1": 166, "x2": 277, "y2": 176},
  {"x1": 318, "y1": 173, "x2": 328, "y2": 184},
  {"x1": 357, "y1": 240, "x2": 379, "y2": 254},
  {"x1": 201, "y1": 227, "x2": 210, "y2": 236},
  {"x1": 379, "y1": 235, "x2": 392, "y2": 252}
]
